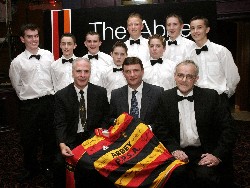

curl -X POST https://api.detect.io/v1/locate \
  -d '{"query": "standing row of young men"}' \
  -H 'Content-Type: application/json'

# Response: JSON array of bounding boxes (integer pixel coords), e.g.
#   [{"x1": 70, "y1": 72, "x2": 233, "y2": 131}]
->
[{"x1": 9, "y1": 12, "x2": 239, "y2": 188}]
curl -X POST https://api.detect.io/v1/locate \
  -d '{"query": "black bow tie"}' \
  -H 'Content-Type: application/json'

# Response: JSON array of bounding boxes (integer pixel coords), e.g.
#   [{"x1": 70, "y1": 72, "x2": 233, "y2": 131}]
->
[
  {"x1": 177, "y1": 95, "x2": 194, "y2": 102},
  {"x1": 150, "y1": 58, "x2": 163, "y2": 66},
  {"x1": 29, "y1": 54, "x2": 41, "y2": 60},
  {"x1": 113, "y1": 68, "x2": 123, "y2": 72},
  {"x1": 88, "y1": 54, "x2": 98, "y2": 60},
  {"x1": 195, "y1": 45, "x2": 208, "y2": 55},
  {"x1": 130, "y1": 39, "x2": 140, "y2": 45},
  {"x1": 168, "y1": 40, "x2": 177, "y2": 45},
  {"x1": 62, "y1": 58, "x2": 73, "y2": 64}
]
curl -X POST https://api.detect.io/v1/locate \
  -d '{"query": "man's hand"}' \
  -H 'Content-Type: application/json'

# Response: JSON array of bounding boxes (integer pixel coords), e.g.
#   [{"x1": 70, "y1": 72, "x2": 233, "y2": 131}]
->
[
  {"x1": 171, "y1": 150, "x2": 189, "y2": 162},
  {"x1": 198, "y1": 153, "x2": 220, "y2": 167},
  {"x1": 59, "y1": 143, "x2": 74, "y2": 157}
]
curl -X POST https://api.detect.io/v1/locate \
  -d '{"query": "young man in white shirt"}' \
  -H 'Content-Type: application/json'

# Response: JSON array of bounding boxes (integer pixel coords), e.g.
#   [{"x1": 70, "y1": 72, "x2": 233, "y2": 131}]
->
[
  {"x1": 51, "y1": 33, "x2": 77, "y2": 92},
  {"x1": 124, "y1": 12, "x2": 150, "y2": 64}
]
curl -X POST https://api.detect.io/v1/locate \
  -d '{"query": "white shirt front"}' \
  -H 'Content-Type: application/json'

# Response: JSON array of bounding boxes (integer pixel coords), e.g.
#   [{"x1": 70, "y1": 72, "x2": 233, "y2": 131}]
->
[
  {"x1": 189, "y1": 40, "x2": 240, "y2": 97},
  {"x1": 177, "y1": 90, "x2": 201, "y2": 148},
  {"x1": 164, "y1": 35, "x2": 195, "y2": 64},
  {"x1": 51, "y1": 55, "x2": 77, "y2": 92},
  {"x1": 143, "y1": 57, "x2": 177, "y2": 90},
  {"x1": 9, "y1": 48, "x2": 54, "y2": 100},
  {"x1": 100, "y1": 64, "x2": 127, "y2": 102},
  {"x1": 83, "y1": 51, "x2": 113, "y2": 86},
  {"x1": 128, "y1": 82, "x2": 143, "y2": 118},
  {"x1": 125, "y1": 36, "x2": 150, "y2": 64},
  {"x1": 75, "y1": 85, "x2": 88, "y2": 133}
]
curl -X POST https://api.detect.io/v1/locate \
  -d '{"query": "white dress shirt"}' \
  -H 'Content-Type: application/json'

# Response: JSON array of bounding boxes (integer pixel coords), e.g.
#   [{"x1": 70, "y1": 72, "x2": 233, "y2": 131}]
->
[
  {"x1": 125, "y1": 36, "x2": 150, "y2": 64},
  {"x1": 164, "y1": 35, "x2": 195, "y2": 64},
  {"x1": 177, "y1": 90, "x2": 201, "y2": 148},
  {"x1": 83, "y1": 51, "x2": 113, "y2": 86},
  {"x1": 189, "y1": 40, "x2": 240, "y2": 97},
  {"x1": 100, "y1": 64, "x2": 127, "y2": 102},
  {"x1": 143, "y1": 57, "x2": 177, "y2": 90},
  {"x1": 51, "y1": 55, "x2": 77, "y2": 92},
  {"x1": 9, "y1": 48, "x2": 54, "y2": 100},
  {"x1": 75, "y1": 85, "x2": 88, "y2": 133},
  {"x1": 128, "y1": 82, "x2": 143, "y2": 118}
]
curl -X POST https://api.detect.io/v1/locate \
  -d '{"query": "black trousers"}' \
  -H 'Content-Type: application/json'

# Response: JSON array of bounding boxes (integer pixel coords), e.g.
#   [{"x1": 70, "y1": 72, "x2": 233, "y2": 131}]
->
[{"x1": 19, "y1": 95, "x2": 56, "y2": 173}]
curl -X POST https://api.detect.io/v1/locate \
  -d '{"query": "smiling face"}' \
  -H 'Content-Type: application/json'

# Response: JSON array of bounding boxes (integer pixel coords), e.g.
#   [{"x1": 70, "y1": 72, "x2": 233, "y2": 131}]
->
[
  {"x1": 127, "y1": 16, "x2": 144, "y2": 40},
  {"x1": 84, "y1": 34, "x2": 102, "y2": 55},
  {"x1": 123, "y1": 63, "x2": 144, "y2": 90},
  {"x1": 190, "y1": 19, "x2": 210, "y2": 47},
  {"x1": 174, "y1": 62, "x2": 199, "y2": 96},
  {"x1": 72, "y1": 58, "x2": 91, "y2": 90},
  {"x1": 166, "y1": 16, "x2": 183, "y2": 41},
  {"x1": 20, "y1": 29, "x2": 39, "y2": 54},
  {"x1": 60, "y1": 36, "x2": 77, "y2": 59}
]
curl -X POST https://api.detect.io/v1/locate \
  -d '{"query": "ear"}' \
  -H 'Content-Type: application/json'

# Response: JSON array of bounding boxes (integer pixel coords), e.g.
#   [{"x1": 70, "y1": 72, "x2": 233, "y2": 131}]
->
[
  {"x1": 74, "y1": 43, "x2": 77, "y2": 49},
  {"x1": 20, "y1": 36, "x2": 25, "y2": 43},
  {"x1": 206, "y1": 27, "x2": 210, "y2": 34}
]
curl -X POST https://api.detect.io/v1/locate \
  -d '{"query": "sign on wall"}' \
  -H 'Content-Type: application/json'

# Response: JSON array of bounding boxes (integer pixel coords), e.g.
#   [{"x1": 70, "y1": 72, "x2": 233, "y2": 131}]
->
[{"x1": 44, "y1": 1, "x2": 217, "y2": 60}]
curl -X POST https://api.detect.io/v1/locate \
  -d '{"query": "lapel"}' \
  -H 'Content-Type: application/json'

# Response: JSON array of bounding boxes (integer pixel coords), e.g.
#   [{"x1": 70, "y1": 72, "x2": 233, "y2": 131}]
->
[
  {"x1": 86, "y1": 83, "x2": 96, "y2": 119},
  {"x1": 68, "y1": 83, "x2": 79, "y2": 113},
  {"x1": 140, "y1": 82, "x2": 151, "y2": 119},
  {"x1": 193, "y1": 86, "x2": 204, "y2": 128},
  {"x1": 120, "y1": 85, "x2": 129, "y2": 113},
  {"x1": 171, "y1": 87, "x2": 181, "y2": 130}
]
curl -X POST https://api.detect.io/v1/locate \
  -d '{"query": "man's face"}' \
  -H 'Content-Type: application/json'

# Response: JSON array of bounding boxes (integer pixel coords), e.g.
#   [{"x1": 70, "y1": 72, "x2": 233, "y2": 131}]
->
[
  {"x1": 127, "y1": 17, "x2": 144, "y2": 40},
  {"x1": 190, "y1": 19, "x2": 210, "y2": 45},
  {"x1": 60, "y1": 36, "x2": 77, "y2": 59},
  {"x1": 174, "y1": 63, "x2": 199, "y2": 96},
  {"x1": 20, "y1": 29, "x2": 39, "y2": 52},
  {"x1": 166, "y1": 17, "x2": 183, "y2": 40},
  {"x1": 72, "y1": 60, "x2": 91, "y2": 90},
  {"x1": 123, "y1": 63, "x2": 144, "y2": 90},
  {"x1": 84, "y1": 34, "x2": 101, "y2": 55},
  {"x1": 111, "y1": 46, "x2": 127, "y2": 67},
  {"x1": 149, "y1": 38, "x2": 165, "y2": 59}
]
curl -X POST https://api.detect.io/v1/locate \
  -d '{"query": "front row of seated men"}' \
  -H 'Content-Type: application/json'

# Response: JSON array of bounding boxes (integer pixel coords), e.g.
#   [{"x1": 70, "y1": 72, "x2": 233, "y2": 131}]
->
[{"x1": 54, "y1": 57, "x2": 236, "y2": 188}]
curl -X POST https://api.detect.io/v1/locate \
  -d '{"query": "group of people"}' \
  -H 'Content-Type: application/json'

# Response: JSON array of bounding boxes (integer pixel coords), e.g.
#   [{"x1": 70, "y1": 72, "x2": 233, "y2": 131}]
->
[{"x1": 9, "y1": 12, "x2": 239, "y2": 188}]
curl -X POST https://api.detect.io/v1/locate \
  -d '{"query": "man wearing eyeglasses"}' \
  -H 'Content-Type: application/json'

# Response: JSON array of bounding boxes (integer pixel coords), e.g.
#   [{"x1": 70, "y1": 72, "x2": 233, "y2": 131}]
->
[{"x1": 154, "y1": 60, "x2": 237, "y2": 188}]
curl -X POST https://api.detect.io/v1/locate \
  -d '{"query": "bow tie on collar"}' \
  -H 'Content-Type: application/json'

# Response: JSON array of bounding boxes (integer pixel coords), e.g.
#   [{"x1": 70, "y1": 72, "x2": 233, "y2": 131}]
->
[
  {"x1": 150, "y1": 58, "x2": 163, "y2": 66},
  {"x1": 195, "y1": 45, "x2": 208, "y2": 55},
  {"x1": 168, "y1": 40, "x2": 177, "y2": 45},
  {"x1": 177, "y1": 95, "x2": 194, "y2": 102},
  {"x1": 88, "y1": 54, "x2": 98, "y2": 60},
  {"x1": 113, "y1": 67, "x2": 123, "y2": 72},
  {"x1": 130, "y1": 39, "x2": 140, "y2": 45},
  {"x1": 62, "y1": 58, "x2": 73, "y2": 64},
  {"x1": 29, "y1": 54, "x2": 41, "y2": 60}
]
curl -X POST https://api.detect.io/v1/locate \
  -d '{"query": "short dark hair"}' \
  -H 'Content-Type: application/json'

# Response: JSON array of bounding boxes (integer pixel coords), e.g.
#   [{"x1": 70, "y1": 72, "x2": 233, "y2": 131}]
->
[
  {"x1": 111, "y1": 41, "x2": 128, "y2": 54},
  {"x1": 190, "y1": 16, "x2": 210, "y2": 28},
  {"x1": 122, "y1": 57, "x2": 143, "y2": 70},
  {"x1": 20, "y1": 23, "x2": 40, "y2": 37},
  {"x1": 85, "y1": 31, "x2": 101, "y2": 41},
  {"x1": 127, "y1": 12, "x2": 143, "y2": 21},
  {"x1": 148, "y1": 34, "x2": 166, "y2": 48},
  {"x1": 166, "y1": 13, "x2": 183, "y2": 25},
  {"x1": 60, "y1": 33, "x2": 76, "y2": 44}
]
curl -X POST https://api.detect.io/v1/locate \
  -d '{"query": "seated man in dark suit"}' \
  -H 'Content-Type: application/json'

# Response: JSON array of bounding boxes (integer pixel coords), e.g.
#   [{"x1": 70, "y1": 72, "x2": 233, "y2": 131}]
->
[
  {"x1": 154, "y1": 60, "x2": 237, "y2": 188},
  {"x1": 53, "y1": 57, "x2": 110, "y2": 187},
  {"x1": 109, "y1": 56, "x2": 164, "y2": 128}
]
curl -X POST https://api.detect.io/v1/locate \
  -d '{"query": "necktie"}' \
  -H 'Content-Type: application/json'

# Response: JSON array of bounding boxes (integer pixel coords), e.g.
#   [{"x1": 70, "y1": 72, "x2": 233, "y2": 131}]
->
[
  {"x1": 113, "y1": 68, "x2": 123, "y2": 72},
  {"x1": 29, "y1": 54, "x2": 41, "y2": 60},
  {"x1": 88, "y1": 54, "x2": 98, "y2": 60},
  {"x1": 177, "y1": 95, "x2": 194, "y2": 102},
  {"x1": 168, "y1": 40, "x2": 177, "y2": 45},
  {"x1": 79, "y1": 90, "x2": 86, "y2": 129},
  {"x1": 130, "y1": 39, "x2": 140, "y2": 45},
  {"x1": 195, "y1": 45, "x2": 208, "y2": 55},
  {"x1": 130, "y1": 90, "x2": 139, "y2": 118},
  {"x1": 150, "y1": 58, "x2": 163, "y2": 66},
  {"x1": 62, "y1": 58, "x2": 73, "y2": 64}
]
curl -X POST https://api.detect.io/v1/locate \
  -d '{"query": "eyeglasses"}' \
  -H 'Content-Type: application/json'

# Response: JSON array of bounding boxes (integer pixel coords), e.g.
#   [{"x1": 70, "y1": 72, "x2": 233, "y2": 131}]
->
[{"x1": 176, "y1": 73, "x2": 197, "y2": 81}]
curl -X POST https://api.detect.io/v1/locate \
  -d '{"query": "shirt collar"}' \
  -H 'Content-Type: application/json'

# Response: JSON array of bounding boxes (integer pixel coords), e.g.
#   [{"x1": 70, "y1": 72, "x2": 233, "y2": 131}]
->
[
  {"x1": 74, "y1": 84, "x2": 88, "y2": 95},
  {"x1": 62, "y1": 54, "x2": 76, "y2": 60},
  {"x1": 25, "y1": 48, "x2": 41, "y2": 58},
  {"x1": 128, "y1": 81, "x2": 143, "y2": 93},
  {"x1": 177, "y1": 89, "x2": 193, "y2": 97}
]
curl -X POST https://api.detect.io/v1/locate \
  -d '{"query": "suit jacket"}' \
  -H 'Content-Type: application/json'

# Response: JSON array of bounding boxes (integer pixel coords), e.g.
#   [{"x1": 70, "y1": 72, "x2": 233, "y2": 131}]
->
[
  {"x1": 154, "y1": 86, "x2": 237, "y2": 161},
  {"x1": 109, "y1": 82, "x2": 164, "y2": 126},
  {"x1": 54, "y1": 83, "x2": 109, "y2": 148}
]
